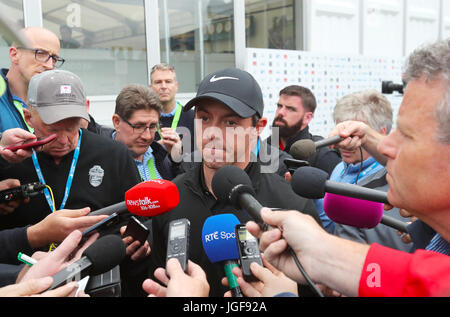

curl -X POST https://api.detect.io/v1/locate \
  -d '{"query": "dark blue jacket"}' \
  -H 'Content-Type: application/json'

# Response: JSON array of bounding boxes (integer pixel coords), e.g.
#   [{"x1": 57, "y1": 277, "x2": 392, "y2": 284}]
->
[{"x1": 0, "y1": 69, "x2": 30, "y2": 132}]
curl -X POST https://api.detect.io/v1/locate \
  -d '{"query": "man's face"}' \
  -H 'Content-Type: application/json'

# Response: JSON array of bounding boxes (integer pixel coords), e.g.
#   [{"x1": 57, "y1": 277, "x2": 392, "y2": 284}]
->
[
  {"x1": 272, "y1": 94, "x2": 312, "y2": 138},
  {"x1": 113, "y1": 109, "x2": 160, "y2": 159},
  {"x1": 195, "y1": 101, "x2": 263, "y2": 171},
  {"x1": 25, "y1": 108, "x2": 81, "y2": 161},
  {"x1": 339, "y1": 146, "x2": 372, "y2": 166},
  {"x1": 378, "y1": 77, "x2": 450, "y2": 218},
  {"x1": 11, "y1": 29, "x2": 61, "y2": 84},
  {"x1": 338, "y1": 121, "x2": 383, "y2": 165},
  {"x1": 150, "y1": 70, "x2": 179, "y2": 105}
]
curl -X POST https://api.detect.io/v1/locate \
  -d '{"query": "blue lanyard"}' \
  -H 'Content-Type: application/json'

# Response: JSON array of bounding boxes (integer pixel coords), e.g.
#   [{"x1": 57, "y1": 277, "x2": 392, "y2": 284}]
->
[
  {"x1": 341, "y1": 161, "x2": 380, "y2": 185},
  {"x1": 32, "y1": 129, "x2": 82, "y2": 212},
  {"x1": 254, "y1": 138, "x2": 261, "y2": 156}
]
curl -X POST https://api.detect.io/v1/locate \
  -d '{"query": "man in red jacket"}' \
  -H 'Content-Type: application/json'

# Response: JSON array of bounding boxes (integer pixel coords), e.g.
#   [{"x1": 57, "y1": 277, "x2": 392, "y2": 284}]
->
[{"x1": 248, "y1": 39, "x2": 450, "y2": 297}]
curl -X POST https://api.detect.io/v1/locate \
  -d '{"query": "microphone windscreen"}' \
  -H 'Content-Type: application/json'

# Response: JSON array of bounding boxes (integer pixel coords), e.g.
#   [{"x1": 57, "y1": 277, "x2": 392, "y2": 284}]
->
[
  {"x1": 290, "y1": 139, "x2": 316, "y2": 160},
  {"x1": 211, "y1": 166, "x2": 255, "y2": 205},
  {"x1": 125, "y1": 180, "x2": 180, "y2": 217},
  {"x1": 83, "y1": 235, "x2": 126, "y2": 275},
  {"x1": 291, "y1": 166, "x2": 329, "y2": 199},
  {"x1": 323, "y1": 193, "x2": 384, "y2": 229},
  {"x1": 202, "y1": 214, "x2": 240, "y2": 263}
]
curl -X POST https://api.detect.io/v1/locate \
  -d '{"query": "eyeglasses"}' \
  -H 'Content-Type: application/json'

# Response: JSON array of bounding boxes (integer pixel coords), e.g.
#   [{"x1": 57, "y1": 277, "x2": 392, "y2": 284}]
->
[
  {"x1": 17, "y1": 47, "x2": 65, "y2": 68},
  {"x1": 120, "y1": 116, "x2": 160, "y2": 134}
]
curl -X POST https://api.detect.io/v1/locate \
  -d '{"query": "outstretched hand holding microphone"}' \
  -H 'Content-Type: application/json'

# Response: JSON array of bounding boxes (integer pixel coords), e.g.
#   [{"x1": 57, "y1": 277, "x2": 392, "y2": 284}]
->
[{"x1": 245, "y1": 208, "x2": 369, "y2": 298}]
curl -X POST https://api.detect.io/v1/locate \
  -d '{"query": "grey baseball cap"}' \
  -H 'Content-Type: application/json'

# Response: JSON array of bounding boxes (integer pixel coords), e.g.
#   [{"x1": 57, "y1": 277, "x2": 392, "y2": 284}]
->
[
  {"x1": 27, "y1": 70, "x2": 90, "y2": 125},
  {"x1": 184, "y1": 68, "x2": 264, "y2": 118}
]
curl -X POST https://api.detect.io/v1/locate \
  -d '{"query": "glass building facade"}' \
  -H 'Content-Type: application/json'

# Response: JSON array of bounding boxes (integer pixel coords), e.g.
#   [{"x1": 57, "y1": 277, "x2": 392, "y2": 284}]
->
[{"x1": 1, "y1": 0, "x2": 303, "y2": 96}]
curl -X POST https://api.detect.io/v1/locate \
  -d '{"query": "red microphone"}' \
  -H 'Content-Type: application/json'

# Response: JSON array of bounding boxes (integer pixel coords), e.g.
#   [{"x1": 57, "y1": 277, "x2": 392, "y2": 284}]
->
[
  {"x1": 89, "y1": 180, "x2": 180, "y2": 217},
  {"x1": 125, "y1": 180, "x2": 179, "y2": 216}
]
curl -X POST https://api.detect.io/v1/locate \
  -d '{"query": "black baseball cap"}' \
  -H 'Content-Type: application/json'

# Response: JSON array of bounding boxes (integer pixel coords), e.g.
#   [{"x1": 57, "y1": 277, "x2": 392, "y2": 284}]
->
[{"x1": 184, "y1": 68, "x2": 264, "y2": 118}]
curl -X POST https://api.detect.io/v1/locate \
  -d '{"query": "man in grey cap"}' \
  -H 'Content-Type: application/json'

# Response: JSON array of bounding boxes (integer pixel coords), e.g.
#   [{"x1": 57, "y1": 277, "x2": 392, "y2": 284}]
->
[
  {"x1": 147, "y1": 68, "x2": 320, "y2": 297},
  {"x1": 0, "y1": 70, "x2": 149, "y2": 290}
]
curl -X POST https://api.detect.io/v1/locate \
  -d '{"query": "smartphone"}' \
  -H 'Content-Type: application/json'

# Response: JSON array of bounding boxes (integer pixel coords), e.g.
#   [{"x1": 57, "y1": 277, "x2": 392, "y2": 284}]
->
[
  {"x1": 284, "y1": 158, "x2": 310, "y2": 174},
  {"x1": 81, "y1": 213, "x2": 119, "y2": 241},
  {"x1": 123, "y1": 216, "x2": 150, "y2": 245},
  {"x1": 235, "y1": 224, "x2": 263, "y2": 282},
  {"x1": 5, "y1": 134, "x2": 57, "y2": 152},
  {"x1": 166, "y1": 218, "x2": 190, "y2": 272}
]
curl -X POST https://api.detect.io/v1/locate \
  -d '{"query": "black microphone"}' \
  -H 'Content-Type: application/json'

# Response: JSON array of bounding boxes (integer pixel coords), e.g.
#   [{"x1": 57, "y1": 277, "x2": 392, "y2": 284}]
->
[
  {"x1": 47, "y1": 235, "x2": 126, "y2": 291},
  {"x1": 290, "y1": 136, "x2": 343, "y2": 161},
  {"x1": 89, "y1": 202, "x2": 127, "y2": 217},
  {"x1": 212, "y1": 165, "x2": 325, "y2": 297},
  {"x1": 291, "y1": 166, "x2": 407, "y2": 232},
  {"x1": 211, "y1": 165, "x2": 264, "y2": 225},
  {"x1": 291, "y1": 166, "x2": 389, "y2": 204}
]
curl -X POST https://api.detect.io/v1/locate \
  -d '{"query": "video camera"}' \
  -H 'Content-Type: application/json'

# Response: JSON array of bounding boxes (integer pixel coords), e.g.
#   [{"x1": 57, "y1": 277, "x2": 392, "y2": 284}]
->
[{"x1": 382, "y1": 80, "x2": 406, "y2": 95}]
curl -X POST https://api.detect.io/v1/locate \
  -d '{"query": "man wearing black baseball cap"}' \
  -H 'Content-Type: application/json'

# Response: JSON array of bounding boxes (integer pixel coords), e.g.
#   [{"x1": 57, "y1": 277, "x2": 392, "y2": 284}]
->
[{"x1": 147, "y1": 68, "x2": 320, "y2": 297}]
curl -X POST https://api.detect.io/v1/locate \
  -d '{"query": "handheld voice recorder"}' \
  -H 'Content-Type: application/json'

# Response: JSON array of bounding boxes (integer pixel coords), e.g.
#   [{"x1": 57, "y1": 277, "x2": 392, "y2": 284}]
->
[
  {"x1": 166, "y1": 218, "x2": 190, "y2": 272},
  {"x1": 235, "y1": 224, "x2": 263, "y2": 282}
]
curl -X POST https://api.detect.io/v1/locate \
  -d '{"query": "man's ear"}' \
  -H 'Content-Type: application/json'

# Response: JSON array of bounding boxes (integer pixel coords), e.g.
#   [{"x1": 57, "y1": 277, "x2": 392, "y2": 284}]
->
[
  {"x1": 9, "y1": 47, "x2": 20, "y2": 65},
  {"x1": 255, "y1": 117, "x2": 268, "y2": 137},
  {"x1": 112, "y1": 114, "x2": 121, "y2": 130},
  {"x1": 23, "y1": 108, "x2": 33, "y2": 128},
  {"x1": 303, "y1": 112, "x2": 314, "y2": 127}
]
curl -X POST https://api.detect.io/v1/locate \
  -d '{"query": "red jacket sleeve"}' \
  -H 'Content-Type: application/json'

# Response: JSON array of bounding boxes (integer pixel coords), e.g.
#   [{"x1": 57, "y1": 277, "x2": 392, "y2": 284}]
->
[{"x1": 359, "y1": 244, "x2": 450, "y2": 297}]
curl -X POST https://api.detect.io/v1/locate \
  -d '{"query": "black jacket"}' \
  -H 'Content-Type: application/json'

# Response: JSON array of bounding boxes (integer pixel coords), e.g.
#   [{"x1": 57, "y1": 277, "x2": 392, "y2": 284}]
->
[
  {"x1": 0, "y1": 129, "x2": 141, "y2": 231},
  {"x1": 267, "y1": 126, "x2": 342, "y2": 176},
  {"x1": 155, "y1": 107, "x2": 196, "y2": 153},
  {"x1": 149, "y1": 162, "x2": 321, "y2": 297},
  {"x1": 0, "y1": 227, "x2": 31, "y2": 287}
]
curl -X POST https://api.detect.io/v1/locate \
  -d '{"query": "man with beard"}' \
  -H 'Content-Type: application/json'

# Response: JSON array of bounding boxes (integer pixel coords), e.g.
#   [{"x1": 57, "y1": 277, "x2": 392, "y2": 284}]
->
[{"x1": 266, "y1": 85, "x2": 341, "y2": 175}]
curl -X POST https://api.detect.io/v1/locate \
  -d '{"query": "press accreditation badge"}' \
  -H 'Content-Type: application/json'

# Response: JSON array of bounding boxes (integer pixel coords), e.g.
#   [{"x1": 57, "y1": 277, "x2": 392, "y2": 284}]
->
[{"x1": 89, "y1": 165, "x2": 104, "y2": 187}]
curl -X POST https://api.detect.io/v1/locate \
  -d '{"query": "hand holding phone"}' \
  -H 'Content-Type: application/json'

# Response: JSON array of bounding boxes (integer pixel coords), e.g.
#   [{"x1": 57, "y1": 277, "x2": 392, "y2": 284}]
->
[
  {"x1": 123, "y1": 216, "x2": 150, "y2": 245},
  {"x1": 81, "y1": 213, "x2": 119, "y2": 241},
  {"x1": 5, "y1": 134, "x2": 57, "y2": 152},
  {"x1": 235, "y1": 224, "x2": 264, "y2": 282},
  {"x1": 166, "y1": 218, "x2": 190, "y2": 272}
]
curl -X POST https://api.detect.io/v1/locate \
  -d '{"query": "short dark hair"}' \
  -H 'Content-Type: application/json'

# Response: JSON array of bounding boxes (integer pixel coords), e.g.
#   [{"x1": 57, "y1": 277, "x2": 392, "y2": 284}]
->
[
  {"x1": 115, "y1": 84, "x2": 162, "y2": 120},
  {"x1": 279, "y1": 85, "x2": 317, "y2": 113}
]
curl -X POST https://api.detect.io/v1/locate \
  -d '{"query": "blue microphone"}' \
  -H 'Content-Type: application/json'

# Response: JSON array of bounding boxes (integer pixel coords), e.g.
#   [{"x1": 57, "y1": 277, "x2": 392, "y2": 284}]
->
[{"x1": 202, "y1": 214, "x2": 243, "y2": 297}]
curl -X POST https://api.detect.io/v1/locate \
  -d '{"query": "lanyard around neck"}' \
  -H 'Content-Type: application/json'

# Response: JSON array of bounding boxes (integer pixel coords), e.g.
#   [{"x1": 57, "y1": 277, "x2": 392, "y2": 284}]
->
[
  {"x1": 158, "y1": 102, "x2": 182, "y2": 138},
  {"x1": 147, "y1": 157, "x2": 158, "y2": 180},
  {"x1": 341, "y1": 160, "x2": 380, "y2": 185},
  {"x1": 12, "y1": 98, "x2": 33, "y2": 132},
  {"x1": 32, "y1": 129, "x2": 82, "y2": 212}
]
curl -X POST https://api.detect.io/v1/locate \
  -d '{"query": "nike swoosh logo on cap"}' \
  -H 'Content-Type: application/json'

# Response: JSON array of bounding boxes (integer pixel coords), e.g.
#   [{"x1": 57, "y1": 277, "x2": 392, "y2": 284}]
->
[{"x1": 210, "y1": 75, "x2": 240, "y2": 83}]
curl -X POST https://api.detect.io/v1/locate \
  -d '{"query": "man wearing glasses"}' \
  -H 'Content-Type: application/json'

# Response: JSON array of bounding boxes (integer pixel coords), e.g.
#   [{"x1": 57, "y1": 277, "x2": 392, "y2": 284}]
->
[
  {"x1": 1, "y1": 27, "x2": 63, "y2": 133},
  {"x1": 111, "y1": 84, "x2": 182, "y2": 181}
]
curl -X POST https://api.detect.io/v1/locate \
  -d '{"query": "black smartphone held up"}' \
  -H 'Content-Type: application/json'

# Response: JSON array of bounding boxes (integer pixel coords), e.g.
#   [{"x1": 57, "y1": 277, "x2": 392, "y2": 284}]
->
[
  {"x1": 235, "y1": 224, "x2": 264, "y2": 282},
  {"x1": 81, "y1": 212, "x2": 119, "y2": 241},
  {"x1": 166, "y1": 218, "x2": 190, "y2": 272},
  {"x1": 5, "y1": 134, "x2": 57, "y2": 152},
  {"x1": 123, "y1": 216, "x2": 150, "y2": 245}
]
